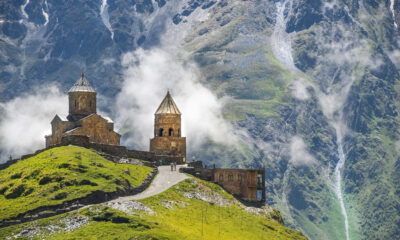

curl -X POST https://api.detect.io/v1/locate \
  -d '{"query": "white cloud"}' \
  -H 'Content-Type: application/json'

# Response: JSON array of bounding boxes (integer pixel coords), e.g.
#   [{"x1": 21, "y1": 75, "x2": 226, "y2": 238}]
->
[
  {"x1": 290, "y1": 136, "x2": 316, "y2": 166},
  {"x1": 0, "y1": 86, "x2": 67, "y2": 162},
  {"x1": 290, "y1": 78, "x2": 310, "y2": 100},
  {"x1": 115, "y1": 48, "x2": 236, "y2": 151}
]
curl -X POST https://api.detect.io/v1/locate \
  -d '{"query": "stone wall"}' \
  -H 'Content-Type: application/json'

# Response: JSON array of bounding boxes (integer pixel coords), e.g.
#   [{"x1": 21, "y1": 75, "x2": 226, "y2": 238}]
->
[
  {"x1": 60, "y1": 135, "x2": 155, "y2": 161},
  {"x1": 180, "y1": 166, "x2": 266, "y2": 202},
  {"x1": 154, "y1": 155, "x2": 185, "y2": 165},
  {"x1": 150, "y1": 136, "x2": 186, "y2": 163}
]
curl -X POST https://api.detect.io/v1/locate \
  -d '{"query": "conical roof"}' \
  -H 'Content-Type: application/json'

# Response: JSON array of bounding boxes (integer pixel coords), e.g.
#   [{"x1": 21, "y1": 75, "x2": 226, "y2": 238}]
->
[
  {"x1": 155, "y1": 91, "x2": 181, "y2": 115},
  {"x1": 68, "y1": 71, "x2": 96, "y2": 93}
]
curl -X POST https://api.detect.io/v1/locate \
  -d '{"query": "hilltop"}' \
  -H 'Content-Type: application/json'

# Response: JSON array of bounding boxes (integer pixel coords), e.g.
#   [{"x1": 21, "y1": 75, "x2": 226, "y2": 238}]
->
[
  {"x1": 0, "y1": 146, "x2": 305, "y2": 239},
  {"x1": 0, "y1": 146, "x2": 154, "y2": 225}
]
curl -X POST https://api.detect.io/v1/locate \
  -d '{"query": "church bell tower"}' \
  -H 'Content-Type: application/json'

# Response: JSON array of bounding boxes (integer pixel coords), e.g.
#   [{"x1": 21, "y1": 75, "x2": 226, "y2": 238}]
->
[
  {"x1": 67, "y1": 71, "x2": 97, "y2": 121},
  {"x1": 150, "y1": 91, "x2": 186, "y2": 163}
]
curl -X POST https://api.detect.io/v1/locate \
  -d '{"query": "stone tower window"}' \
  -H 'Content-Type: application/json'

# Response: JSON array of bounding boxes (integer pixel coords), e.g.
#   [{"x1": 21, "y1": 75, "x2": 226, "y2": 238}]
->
[
  {"x1": 169, "y1": 128, "x2": 173, "y2": 136},
  {"x1": 219, "y1": 173, "x2": 224, "y2": 182},
  {"x1": 159, "y1": 128, "x2": 164, "y2": 137},
  {"x1": 90, "y1": 100, "x2": 92, "y2": 107},
  {"x1": 75, "y1": 100, "x2": 77, "y2": 108},
  {"x1": 178, "y1": 128, "x2": 181, "y2": 137},
  {"x1": 228, "y1": 174, "x2": 233, "y2": 181}
]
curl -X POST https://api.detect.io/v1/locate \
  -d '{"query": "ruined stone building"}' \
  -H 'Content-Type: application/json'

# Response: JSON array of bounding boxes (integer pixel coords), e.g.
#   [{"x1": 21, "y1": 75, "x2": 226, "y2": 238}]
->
[
  {"x1": 182, "y1": 162, "x2": 266, "y2": 202},
  {"x1": 45, "y1": 72, "x2": 121, "y2": 147},
  {"x1": 150, "y1": 91, "x2": 186, "y2": 163},
  {"x1": 212, "y1": 168, "x2": 265, "y2": 202}
]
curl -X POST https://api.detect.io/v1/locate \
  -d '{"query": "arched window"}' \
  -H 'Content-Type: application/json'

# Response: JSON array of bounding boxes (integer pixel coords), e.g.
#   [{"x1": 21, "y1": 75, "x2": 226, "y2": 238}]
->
[
  {"x1": 169, "y1": 128, "x2": 173, "y2": 136},
  {"x1": 75, "y1": 100, "x2": 77, "y2": 108},
  {"x1": 159, "y1": 128, "x2": 164, "y2": 137},
  {"x1": 178, "y1": 128, "x2": 181, "y2": 137},
  {"x1": 228, "y1": 174, "x2": 233, "y2": 181},
  {"x1": 219, "y1": 174, "x2": 224, "y2": 182}
]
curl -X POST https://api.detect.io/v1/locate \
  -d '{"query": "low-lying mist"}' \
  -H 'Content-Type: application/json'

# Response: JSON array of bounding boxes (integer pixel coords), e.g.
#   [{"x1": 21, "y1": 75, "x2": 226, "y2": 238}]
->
[{"x1": 0, "y1": 86, "x2": 67, "y2": 162}]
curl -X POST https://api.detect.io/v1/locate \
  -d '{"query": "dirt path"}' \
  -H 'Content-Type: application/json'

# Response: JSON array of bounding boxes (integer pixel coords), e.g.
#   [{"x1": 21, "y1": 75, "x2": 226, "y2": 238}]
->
[{"x1": 111, "y1": 164, "x2": 189, "y2": 202}]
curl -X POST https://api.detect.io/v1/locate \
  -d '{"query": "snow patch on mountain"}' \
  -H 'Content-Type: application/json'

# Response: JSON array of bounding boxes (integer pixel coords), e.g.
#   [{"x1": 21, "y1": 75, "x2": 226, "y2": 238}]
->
[
  {"x1": 390, "y1": 0, "x2": 398, "y2": 29},
  {"x1": 100, "y1": 0, "x2": 114, "y2": 39}
]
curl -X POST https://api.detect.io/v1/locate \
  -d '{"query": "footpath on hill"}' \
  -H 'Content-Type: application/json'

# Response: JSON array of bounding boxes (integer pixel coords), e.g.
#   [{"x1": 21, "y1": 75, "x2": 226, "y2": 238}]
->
[{"x1": 112, "y1": 164, "x2": 189, "y2": 202}]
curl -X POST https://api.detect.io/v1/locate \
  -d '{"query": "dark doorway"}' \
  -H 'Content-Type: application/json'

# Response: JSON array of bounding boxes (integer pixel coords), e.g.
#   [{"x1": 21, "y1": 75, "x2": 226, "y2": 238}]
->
[{"x1": 169, "y1": 128, "x2": 173, "y2": 136}]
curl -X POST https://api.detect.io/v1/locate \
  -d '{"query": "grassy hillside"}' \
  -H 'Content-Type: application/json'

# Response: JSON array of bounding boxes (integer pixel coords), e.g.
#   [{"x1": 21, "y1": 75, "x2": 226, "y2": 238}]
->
[
  {"x1": 0, "y1": 146, "x2": 153, "y2": 221},
  {"x1": 0, "y1": 178, "x2": 306, "y2": 240}
]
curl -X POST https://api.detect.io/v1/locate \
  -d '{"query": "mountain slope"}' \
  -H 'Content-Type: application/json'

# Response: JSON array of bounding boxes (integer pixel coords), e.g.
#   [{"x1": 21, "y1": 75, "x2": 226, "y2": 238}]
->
[
  {"x1": 0, "y1": 178, "x2": 306, "y2": 240},
  {"x1": 1, "y1": 0, "x2": 400, "y2": 239},
  {"x1": 0, "y1": 146, "x2": 153, "y2": 223}
]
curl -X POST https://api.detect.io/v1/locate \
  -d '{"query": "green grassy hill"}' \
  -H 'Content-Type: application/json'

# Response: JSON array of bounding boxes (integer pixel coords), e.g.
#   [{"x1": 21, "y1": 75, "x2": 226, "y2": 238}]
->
[
  {"x1": 0, "y1": 146, "x2": 153, "y2": 222},
  {"x1": 0, "y1": 178, "x2": 306, "y2": 240}
]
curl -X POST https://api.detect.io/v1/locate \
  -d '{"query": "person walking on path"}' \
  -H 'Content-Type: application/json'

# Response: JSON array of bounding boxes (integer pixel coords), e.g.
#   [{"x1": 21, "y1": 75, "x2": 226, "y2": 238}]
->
[
  {"x1": 173, "y1": 162, "x2": 177, "y2": 171},
  {"x1": 171, "y1": 162, "x2": 173, "y2": 171}
]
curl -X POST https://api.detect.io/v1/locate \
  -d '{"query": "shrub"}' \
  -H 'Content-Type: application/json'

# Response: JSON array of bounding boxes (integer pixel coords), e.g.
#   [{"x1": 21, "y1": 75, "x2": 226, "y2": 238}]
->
[
  {"x1": 5, "y1": 184, "x2": 26, "y2": 199},
  {"x1": 58, "y1": 163, "x2": 70, "y2": 169},
  {"x1": 10, "y1": 173, "x2": 22, "y2": 179},
  {"x1": 25, "y1": 169, "x2": 41, "y2": 179},
  {"x1": 111, "y1": 216, "x2": 130, "y2": 223},
  {"x1": 0, "y1": 185, "x2": 9, "y2": 194},
  {"x1": 92, "y1": 212, "x2": 114, "y2": 222},
  {"x1": 39, "y1": 176, "x2": 52, "y2": 185},
  {"x1": 62, "y1": 179, "x2": 78, "y2": 186},
  {"x1": 53, "y1": 192, "x2": 67, "y2": 200},
  {"x1": 23, "y1": 188, "x2": 34, "y2": 196},
  {"x1": 79, "y1": 179, "x2": 98, "y2": 186}
]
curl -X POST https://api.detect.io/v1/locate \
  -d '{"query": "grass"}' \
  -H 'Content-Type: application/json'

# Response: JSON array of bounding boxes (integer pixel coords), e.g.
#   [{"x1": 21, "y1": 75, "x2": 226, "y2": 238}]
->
[
  {"x1": 0, "y1": 146, "x2": 153, "y2": 221},
  {"x1": 0, "y1": 178, "x2": 306, "y2": 240}
]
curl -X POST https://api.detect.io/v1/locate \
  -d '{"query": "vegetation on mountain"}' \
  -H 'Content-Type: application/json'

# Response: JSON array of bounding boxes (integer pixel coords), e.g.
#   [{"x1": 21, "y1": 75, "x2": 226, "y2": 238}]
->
[
  {"x1": 0, "y1": 146, "x2": 153, "y2": 221},
  {"x1": 0, "y1": 178, "x2": 306, "y2": 240}
]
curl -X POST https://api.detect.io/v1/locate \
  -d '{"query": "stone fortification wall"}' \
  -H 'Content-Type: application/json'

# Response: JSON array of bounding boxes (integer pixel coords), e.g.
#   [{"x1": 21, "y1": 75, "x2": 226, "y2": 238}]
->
[
  {"x1": 3, "y1": 135, "x2": 185, "y2": 171},
  {"x1": 60, "y1": 135, "x2": 155, "y2": 161},
  {"x1": 16, "y1": 135, "x2": 155, "y2": 164},
  {"x1": 154, "y1": 155, "x2": 185, "y2": 165}
]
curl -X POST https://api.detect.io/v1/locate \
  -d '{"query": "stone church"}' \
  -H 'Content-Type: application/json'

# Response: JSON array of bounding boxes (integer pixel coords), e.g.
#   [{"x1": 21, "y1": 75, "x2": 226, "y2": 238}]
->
[
  {"x1": 150, "y1": 91, "x2": 186, "y2": 163},
  {"x1": 45, "y1": 72, "x2": 121, "y2": 147}
]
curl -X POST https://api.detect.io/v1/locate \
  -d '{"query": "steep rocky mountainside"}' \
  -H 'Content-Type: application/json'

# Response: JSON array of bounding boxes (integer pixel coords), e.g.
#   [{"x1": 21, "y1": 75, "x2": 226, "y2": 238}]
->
[{"x1": 1, "y1": 0, "x2": 400, "y2": 239}]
